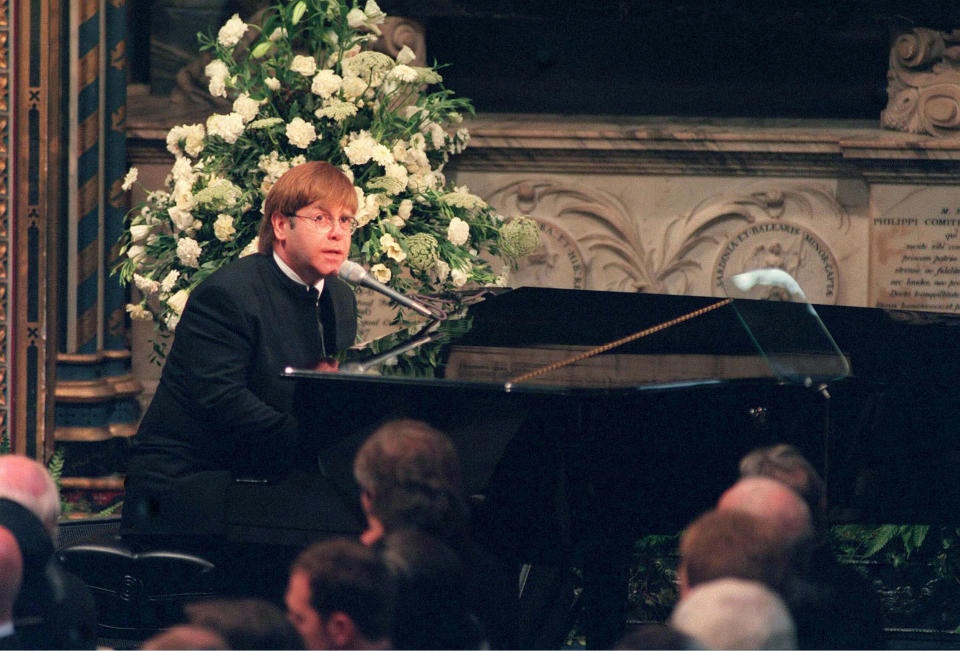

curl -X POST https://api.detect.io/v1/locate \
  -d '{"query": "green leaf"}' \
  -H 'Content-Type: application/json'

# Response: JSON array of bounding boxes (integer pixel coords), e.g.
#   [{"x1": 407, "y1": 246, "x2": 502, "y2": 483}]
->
[{"x1": 862, "y1": 524, "x2": 900, "y2": 558}]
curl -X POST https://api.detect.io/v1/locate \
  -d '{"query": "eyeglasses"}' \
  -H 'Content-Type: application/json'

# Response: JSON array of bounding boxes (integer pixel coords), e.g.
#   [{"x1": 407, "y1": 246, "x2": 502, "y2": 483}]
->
[{"x1": 283, "y1": 211, "x2": 359, "y2": 234}]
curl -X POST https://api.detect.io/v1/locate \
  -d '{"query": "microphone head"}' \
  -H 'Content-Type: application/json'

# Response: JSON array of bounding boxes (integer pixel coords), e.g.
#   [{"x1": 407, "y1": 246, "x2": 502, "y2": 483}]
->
[{"x1": 338, "y1": 260, "x2": 368, "y2": 284}]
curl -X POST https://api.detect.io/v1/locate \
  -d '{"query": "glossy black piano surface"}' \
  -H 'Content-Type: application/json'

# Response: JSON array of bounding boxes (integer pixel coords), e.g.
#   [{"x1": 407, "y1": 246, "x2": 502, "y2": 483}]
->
[{"x1": 288, "y1": 286, "x2": 960, "y2": 543}]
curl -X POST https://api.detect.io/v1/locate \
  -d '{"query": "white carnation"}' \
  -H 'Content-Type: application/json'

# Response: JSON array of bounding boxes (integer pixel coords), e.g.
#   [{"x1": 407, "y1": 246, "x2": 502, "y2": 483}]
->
[
  {"x1": 447, "y1": 217, "x2": 470, "y2": 246},
  {"x1": 160, "y1": 269, "x2": 180, "y2": 292},
  {"x1": 285, "y1": 117, "x2": 318, "y2": 149},
  {"x1": 341, "y1": 76, "x2": 366, "y2": 100},
  {"x1": 241, "y1": 236, "x2": 259, "y2": 257},
  {"x1": 206, "y1": 112, "x2": 245, "y2": 144},
  {"x1": 290, "y1": 55, "x2": 317, "y2": 77},
  {"x1": 176, "y1": 237, "x2": 202, "y2": 268},
  {"x1": 121, "y1": 167, "x2": 138, "y2": 191},
  {"x1": 311, "y1": 70, "x2": 342, "y2": 98},
  {"x1": 264, "y1": 76, "x2": 281, "y2": 91},
  {"x1": 217, "y1": 14, "x2": 248, "y2": 48},
  {"x1": 205, "y1": 60, "x2": 230, "y2": 98},
  {"x1": 346, "y1": 8, "x2": 366, "y2": 28},
  {"x1": 232, "y1": 93, "x2": 262, "y2": 123},
  {"x1": 435, "y1": 259, "x2": 450, "y2": 282},
  {"x1": 388, "y1": 64, "x2": 419, "y2": 84},
  {"x1": 214, "y1": 213, "x2": 236, "y2": 242},
  {"x1": 172, "y1": 180, "x2": 196, "y2": 210},
  {"x1": 126, "y1": 303, "x2": 152, "y2": 320},
  {"x1": 133, "y1": 273, "x2": 160, "y2": 295},
  {"x1": 166, "y1": 124, "x2": 205, "y2": 157},
  {"x1": 343, "y1": 130, "x2": 377, "y2": 165}
]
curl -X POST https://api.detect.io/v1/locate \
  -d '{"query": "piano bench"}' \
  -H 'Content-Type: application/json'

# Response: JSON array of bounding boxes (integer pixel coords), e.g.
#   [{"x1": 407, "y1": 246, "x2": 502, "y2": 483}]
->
[{"x1": 57, "y1": 538, "x2": 220, "y2": 645}]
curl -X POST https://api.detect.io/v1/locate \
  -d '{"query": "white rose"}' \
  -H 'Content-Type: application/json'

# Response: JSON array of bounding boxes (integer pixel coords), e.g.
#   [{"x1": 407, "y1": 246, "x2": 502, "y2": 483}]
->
[
  {"x1": 311, "y1": 70, "x2": 342, "y2": 98},
  {"x1": 214, "y1": 213, "x2": 236, "y2": 242},
  {"x1": 285, "y1": 117, "x2": 318, "y2": 149},
  {"x1": 379, "y1": 233, "x2": 406, "y2": 263},
  {"x1": 167, "y1": 288, "x2": 191, "y2": 315},
  {"x1": 290, "y1": 55, "x2": 317, "y2": 77},
  {"x1": 176, "y1": 237, "x2": 202, "y2": 267},
  {"x1": 217, "y1": 14, "x2": 248, "y2": 48},
  {"x1": 447, "y1": 217, "x2": 470, "y2": 246},
  {"x1": 160, "y1": 269, "x2": 180, "y2": 292},
  {"x1": 265, "y1": 76, "x2": 281, "y2": 91},
  {"x1": 370, "y1": 263, "x2": 392, "y2": 283},
  {"x1": 450, "y1": 267, "x2": 468, "y2": 287},
  {"x1": 232, "y1": 93, "x2": 262, "y2": 123}
]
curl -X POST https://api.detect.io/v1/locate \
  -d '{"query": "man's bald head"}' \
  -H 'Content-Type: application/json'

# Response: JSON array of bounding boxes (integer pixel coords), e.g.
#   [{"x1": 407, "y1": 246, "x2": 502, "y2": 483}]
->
[
  {"x1": 0, "y1": 455, "x2": 61, "y2": 536},
  {"x1": 717, "y1": 476, "x2": 813, "y2": 545}
]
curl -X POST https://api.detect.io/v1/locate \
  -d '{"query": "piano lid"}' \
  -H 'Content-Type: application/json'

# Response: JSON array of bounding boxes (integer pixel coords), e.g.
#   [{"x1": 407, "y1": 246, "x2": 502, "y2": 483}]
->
[{"x1": 286, "y1": 269, "x2": 851, "y2": 392}]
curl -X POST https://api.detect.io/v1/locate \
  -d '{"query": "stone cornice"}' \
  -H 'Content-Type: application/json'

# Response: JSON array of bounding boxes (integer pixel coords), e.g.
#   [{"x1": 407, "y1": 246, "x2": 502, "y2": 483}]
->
[{"x1": 126, "y1": 96, "x2": 960, "y2": 183}]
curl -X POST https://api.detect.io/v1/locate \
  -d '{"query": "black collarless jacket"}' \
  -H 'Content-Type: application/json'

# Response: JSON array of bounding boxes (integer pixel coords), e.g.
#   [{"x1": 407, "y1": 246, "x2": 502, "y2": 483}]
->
[{"x1": 123, "y1": 254, "x2": 357, "y2": 535}]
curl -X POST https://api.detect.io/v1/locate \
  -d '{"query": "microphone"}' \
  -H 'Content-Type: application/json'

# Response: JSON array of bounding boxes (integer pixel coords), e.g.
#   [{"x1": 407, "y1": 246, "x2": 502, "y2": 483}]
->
[{"x1": 338, "y1": 260, "x2": 437, "y2": 318}]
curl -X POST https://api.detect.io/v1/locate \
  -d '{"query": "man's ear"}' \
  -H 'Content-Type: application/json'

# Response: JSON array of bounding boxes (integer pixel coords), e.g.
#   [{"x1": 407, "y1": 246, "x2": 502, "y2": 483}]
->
[
  {"x1": 326, "y1": 611, "x2": 358, "y2": 649},
  {"x1": 271, "y1": 211, "x2": 290, "y2": 243}
]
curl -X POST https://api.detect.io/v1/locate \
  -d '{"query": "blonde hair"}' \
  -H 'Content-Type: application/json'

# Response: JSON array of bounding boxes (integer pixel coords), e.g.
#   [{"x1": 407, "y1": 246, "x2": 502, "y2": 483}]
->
[{"x1": 257, "y1": 161, "x2": 358, "y2": 254}]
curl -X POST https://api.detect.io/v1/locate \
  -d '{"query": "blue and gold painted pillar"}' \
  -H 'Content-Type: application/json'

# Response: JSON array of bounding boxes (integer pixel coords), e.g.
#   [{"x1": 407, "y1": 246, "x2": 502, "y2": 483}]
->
[{"x1": 55, "y1": 0, "x2": 140, "y2": 477}]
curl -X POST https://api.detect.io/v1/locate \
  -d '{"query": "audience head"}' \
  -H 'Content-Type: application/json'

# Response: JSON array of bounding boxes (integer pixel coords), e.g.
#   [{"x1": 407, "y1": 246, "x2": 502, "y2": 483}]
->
[
  {"x1": 669, "y1": 578, "x2": 796, "y2": 649},
  {"x1": 678, "y1": 509, "x2": 791, "y2": 597},
  {"x1": 353, "y1": 419, "x2": 467, "y2": 549},
  {"x1": 286, "y1": 538, "x2": 395, "y2": 650},
  {"x1": 0, "y1": 526, "x2": 22, "y2": 621},
  {"x1": 141, "y1": 625, "x2": 230, "y2": 650},
  {"x1": 184, "y1": 598, "x2": 305, "y2": 649},
  {"x1": 717, "y1": 476, "x2": 813, "y2": 546},
  {"x1": 739, "y1": 444, "x2": 826, "y2": 531},
  {"x1": 378, "y1": 528, "x2": 484, "y2": 649},
  {"x1": 0, "y1": 455, "x2": 61, "y2": 537}
]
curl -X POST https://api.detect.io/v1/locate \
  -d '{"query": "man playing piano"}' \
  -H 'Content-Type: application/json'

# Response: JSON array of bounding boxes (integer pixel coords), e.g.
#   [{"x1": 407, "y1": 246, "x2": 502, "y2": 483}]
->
[{"x1": 121, "y1": 161, "x2": 363, "y2": 593}]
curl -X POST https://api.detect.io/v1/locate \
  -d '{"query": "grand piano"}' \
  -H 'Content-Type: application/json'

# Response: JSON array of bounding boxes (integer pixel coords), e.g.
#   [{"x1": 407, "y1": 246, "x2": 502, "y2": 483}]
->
[{"x1": 285, "y1": 270, "x2": 960, "y2": 647}]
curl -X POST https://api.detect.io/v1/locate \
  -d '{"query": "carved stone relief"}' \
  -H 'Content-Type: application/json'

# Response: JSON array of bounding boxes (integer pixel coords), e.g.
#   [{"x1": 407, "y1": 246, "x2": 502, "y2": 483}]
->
[
  {"x1": 881, "y1": 28, "x2": 960, "y2": 137},
  {"x1": 483, "y1": 179, "x2": 850, "y2": 305}
]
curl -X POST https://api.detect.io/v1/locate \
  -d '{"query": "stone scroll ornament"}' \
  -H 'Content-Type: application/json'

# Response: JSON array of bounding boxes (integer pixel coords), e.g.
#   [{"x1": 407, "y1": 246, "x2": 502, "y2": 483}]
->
[{"x1": 881, "y1": 28, "x2": 960, "y2": 137}]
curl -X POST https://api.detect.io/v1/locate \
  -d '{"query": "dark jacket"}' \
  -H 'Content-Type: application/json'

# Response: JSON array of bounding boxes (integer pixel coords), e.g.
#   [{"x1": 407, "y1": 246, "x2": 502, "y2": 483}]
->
[{"x1": 122, "y1": 254, "x2": 358, "y2": 536}]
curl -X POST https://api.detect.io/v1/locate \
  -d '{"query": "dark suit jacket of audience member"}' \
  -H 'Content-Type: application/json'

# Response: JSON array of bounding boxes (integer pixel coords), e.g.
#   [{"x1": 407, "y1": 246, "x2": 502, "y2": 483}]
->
[
  {"x1": 0, "y1": 499, "x2": 98, "y2": 649},
  {"x1": 122, "y1": 254, "x2": 358, "y2": 538}
]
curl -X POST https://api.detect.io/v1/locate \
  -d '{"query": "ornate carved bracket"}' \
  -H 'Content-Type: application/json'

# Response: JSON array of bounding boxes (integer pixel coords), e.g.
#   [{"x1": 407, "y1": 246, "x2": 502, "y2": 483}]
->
[{"x1": 882, "y1": 28, "x2": 960, "y2": 137}]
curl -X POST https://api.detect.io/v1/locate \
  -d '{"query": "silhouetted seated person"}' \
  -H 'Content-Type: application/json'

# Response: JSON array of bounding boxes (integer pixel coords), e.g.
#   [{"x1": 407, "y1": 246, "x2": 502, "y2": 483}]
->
[
  {"x1": 0, "y1": 455, "x2": 97, "y2": 649},
  {"x1": 378, "y1": 528, "x2": 486, "y2": 649},
  {"x1": 183, "y1": 598, "x2": 304, "y2": 649},
  {"x1": 615, "y1": 623, "x2": 699, "y2": 650},
  {"x1": 284, "y1": 538, "x2": 395, "y2": 650},
  {"x1": 737, "y1": 445, "x2": 886, "y2": 649}
]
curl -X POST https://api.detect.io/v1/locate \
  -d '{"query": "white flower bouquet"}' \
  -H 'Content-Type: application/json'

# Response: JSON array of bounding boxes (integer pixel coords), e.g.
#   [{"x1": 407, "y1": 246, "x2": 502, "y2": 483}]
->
[{"x1": 115, "y1": 0, "x2": 540, "y2": 333}]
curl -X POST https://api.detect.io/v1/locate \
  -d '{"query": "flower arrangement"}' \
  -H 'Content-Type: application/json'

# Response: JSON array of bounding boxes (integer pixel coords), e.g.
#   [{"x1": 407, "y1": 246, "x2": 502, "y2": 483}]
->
[{"x1": 115, "y1": 0, "x2": 539, "y2": 333}]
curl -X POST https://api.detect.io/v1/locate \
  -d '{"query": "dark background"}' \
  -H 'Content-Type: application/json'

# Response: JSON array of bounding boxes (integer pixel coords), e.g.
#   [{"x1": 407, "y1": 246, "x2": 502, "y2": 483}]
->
[{"x1": 129, "y1": 0, "x2": 960, "y2": 119}]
